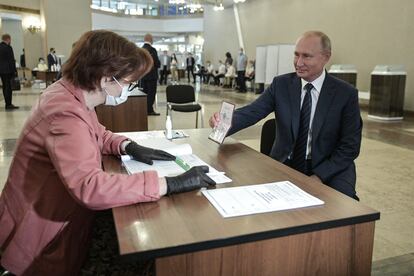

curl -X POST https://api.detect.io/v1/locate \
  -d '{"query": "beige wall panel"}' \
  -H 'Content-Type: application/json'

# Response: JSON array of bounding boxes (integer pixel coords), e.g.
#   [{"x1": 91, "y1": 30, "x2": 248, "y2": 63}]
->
[
  {"x1": 41, "y1": 0, "x2": 91, "y2": 63},
  {"x1": 0, "y1": 0, "x2": 40, "y2": 10},
  {"x1": 203, "y1": 6, "x2": 239, "y2": 66},
  {"x1": 205, "y1": 0, "x2": 414, "y2": 110},
  {"x1": 23, "y1": 29, "x2": 43, "y2": 69}
]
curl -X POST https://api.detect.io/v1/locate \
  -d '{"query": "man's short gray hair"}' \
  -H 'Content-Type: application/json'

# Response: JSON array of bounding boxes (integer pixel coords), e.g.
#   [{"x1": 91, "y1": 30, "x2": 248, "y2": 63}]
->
[{"x1": 302, "y1": 31, "x2": 331, "y2": 54}]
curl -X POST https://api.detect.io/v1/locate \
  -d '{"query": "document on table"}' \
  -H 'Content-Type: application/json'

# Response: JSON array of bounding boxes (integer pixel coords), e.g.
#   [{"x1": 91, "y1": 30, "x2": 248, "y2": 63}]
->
[
  {"x1": 120, "y1": 137, "x2": 232, "y2": 184},
  {"x1": 202, "y1": 181, "x2": 324, "y2": 218}
]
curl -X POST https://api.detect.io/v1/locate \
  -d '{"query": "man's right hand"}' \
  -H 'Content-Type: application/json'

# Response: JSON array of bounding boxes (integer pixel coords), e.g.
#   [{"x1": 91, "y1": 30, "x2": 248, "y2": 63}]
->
[{"x1": 209, "y1": 112, "x2": 220, "y2": 128}]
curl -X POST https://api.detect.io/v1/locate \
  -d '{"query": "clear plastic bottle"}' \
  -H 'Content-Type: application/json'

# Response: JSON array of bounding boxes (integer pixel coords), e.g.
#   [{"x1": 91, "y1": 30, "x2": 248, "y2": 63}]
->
[{"x1": 166, "y1": 115, "x2": 173, "y2": 140}]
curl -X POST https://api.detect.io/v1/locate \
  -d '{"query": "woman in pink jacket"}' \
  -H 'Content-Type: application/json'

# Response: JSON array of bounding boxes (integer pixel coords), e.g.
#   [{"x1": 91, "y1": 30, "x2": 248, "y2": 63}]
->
[{"x1": 0, "y1": 30, "x2": 214, "y2": 275}]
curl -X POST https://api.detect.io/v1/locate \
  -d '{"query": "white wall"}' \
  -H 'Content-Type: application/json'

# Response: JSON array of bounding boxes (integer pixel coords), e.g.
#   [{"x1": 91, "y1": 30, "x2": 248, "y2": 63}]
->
[{"x1": 92, "y1": 12, "x2": 203, "y2": 34}]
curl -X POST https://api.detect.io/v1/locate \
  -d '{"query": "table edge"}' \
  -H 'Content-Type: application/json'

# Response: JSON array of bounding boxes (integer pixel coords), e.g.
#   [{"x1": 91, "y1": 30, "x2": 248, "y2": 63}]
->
[{"x1": 117, "y1": 211, "x2": 380, "y2": 261}]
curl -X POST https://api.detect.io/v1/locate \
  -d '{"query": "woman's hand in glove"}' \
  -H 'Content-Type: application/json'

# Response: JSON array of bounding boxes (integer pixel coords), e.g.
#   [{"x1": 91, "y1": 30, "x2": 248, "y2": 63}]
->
[
  {"x1": 125, "y1": 141, "x2": 175, "y2": 165},
  {"x1": 165, "y1": 166, "x2": 216, "y2": 195}
]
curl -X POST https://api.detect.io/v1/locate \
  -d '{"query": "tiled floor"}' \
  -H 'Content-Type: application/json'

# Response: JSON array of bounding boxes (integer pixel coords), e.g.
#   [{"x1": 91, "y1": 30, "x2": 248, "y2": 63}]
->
[{"x1": 1, "y1": 82, "x2": 413, "y2": 274}]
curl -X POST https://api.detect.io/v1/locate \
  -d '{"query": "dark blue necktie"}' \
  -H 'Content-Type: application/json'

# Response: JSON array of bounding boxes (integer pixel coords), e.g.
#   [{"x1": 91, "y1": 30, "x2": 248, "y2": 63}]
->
[{"x1": 291, "y1": 83, "x2": 313, "y2": 173}]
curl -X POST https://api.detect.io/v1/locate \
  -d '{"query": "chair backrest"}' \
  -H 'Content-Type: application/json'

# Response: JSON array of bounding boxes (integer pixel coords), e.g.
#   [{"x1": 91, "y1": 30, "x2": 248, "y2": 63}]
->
[
  {"x1": 166, "y1": 85, "x2": 195, "y2": 104},
  {"x1": 260, "y1": 118, "x2": 276, "y2": 156}
]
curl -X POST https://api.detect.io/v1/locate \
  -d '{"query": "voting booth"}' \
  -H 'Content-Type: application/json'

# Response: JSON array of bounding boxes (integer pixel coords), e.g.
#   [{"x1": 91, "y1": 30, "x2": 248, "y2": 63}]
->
[
  {"x1": 255, "y1": 44, "x2": 295, "y2": 93},
  {"x1": 368, "y1": 65, "x2": 406, "y2": 121},
  {"x1": 328, "y1": 64, "x2": 357, "y2": 87}
]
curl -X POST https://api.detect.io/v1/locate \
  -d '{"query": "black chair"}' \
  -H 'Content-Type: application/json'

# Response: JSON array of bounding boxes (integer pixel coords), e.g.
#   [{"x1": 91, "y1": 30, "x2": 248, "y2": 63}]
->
[
  {"x1": 260, "y1": 118, "x2": 276, "y2": 156},
  {"x1": 166, "y1": 85, "x2": 204, "y2": 128}
]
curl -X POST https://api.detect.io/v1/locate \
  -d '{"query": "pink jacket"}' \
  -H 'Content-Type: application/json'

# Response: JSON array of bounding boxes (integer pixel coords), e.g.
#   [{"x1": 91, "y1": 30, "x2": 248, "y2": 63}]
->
[{"x1": 0, "y1": 79, "x2": 160, "y2": 275}]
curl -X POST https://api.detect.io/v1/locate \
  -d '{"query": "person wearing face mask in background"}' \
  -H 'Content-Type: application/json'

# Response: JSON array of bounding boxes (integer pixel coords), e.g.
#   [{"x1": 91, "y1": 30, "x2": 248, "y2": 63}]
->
[{"x1": 0, "y1": 30, "x2": 215, "y2": 276}]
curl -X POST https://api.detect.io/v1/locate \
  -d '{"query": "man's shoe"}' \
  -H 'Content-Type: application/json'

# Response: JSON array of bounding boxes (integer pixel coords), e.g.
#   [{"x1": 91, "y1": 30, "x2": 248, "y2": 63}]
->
[
  {"x1": 148, "y1": 111, "x2": 160, "y2": 116},
  {"x1": 5, "y1": 104, "x2": 19, "y2": 110}
]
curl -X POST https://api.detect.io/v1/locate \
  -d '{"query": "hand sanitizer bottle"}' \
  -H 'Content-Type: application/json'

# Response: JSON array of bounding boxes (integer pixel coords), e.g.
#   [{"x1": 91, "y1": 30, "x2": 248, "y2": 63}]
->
[{"x1": 166, "y1": 115, "x2": 173, "y2": 140}]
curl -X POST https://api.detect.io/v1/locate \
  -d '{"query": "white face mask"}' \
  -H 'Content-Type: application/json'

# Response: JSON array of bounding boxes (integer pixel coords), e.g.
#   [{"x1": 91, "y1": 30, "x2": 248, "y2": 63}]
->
[{"x1": 103, "y1": 77, "x2": 130, "y2": 106}]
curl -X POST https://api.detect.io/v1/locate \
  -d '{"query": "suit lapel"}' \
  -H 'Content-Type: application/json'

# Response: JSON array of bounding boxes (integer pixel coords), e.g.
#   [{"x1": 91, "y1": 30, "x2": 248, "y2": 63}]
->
[
  {"x1": 288, "y1": 76, "x2": 302, "y2": 140},
  {"x1": 312, "y1": 74, "x2": 336, "y2": 140}
]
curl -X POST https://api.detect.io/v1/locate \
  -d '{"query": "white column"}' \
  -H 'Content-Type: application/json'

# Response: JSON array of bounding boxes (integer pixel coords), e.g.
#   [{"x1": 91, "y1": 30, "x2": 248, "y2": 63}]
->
[{"x1": 233, "y1": 4, "x2": 244, "y2": 49}]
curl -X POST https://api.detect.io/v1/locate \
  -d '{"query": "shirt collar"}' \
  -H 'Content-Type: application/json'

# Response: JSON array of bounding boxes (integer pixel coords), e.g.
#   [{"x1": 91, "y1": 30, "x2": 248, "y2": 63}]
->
[{"x1": 301, "y1": 69, "x2": 326, "y2": 92}]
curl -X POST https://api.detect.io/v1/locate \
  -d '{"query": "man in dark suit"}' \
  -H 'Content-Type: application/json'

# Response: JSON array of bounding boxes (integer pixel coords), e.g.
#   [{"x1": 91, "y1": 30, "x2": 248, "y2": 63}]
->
[
  {"x1": 0, "y1": 34, "x2": 19, "y2": 110},
  {"x1": 47, "y1": 47, "x2": 58, "y2": 71},
  {"x1": 209, "y1": 31, "x2": 362, "y2": 200},
  {"x1": 141, "y1": 33, "x2": 161, "y2": 115},
  {"x1": 186, "y1": 53, "x2": 195, "y2": 83},
  {"x1": 159, "y1": 50, "x2": 171, "y2": 85}
]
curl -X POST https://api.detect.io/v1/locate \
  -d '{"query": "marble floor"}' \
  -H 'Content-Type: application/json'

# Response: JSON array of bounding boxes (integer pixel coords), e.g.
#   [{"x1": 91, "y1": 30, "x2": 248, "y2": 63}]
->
[{"x1": 1, "y1": 82, "x2": 413, "y2": 275}]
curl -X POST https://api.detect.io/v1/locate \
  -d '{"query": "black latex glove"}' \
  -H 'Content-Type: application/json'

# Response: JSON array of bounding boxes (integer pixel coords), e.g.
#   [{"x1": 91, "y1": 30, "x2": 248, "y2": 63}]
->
[
  {"x1": 125, "y1": 141, "x2": 176, "y2": 165},
  {"x1": 165, "y1": 165, "x2": 216, "y2": 195}
]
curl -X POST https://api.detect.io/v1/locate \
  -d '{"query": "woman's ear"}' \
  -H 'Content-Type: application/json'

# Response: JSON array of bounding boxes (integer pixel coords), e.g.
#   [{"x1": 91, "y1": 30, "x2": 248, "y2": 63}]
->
[{"x1": 100, "y1": 77, "x2": 111, "y2": 88}]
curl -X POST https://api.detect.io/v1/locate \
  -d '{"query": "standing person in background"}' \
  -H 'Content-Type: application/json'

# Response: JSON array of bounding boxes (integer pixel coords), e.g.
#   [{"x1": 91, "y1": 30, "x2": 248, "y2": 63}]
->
[
  {"x1": 225, "y1": 52, "x2": 233, "y2": 66},
  {"x1": 236, "y1": 48, "x2": 248, "y2": 92},
  {"x1": 141, "y1": 33, "x2": 161, "y2": 116},
  {"x1": 209, "y1": 31, "x2": 362, "y2": 200},
  {"x1": 186, "y1": 53, "x2": 195, "y2": 83},
  {"x1": 20, "y1": 49, "x2": 26, "y2": 68},
  {"x1": 20, "y1": 49, "x2": 26, "y2": 80},
  {"x1": 159, "y1": 50, "x2": 170, "y2": 85},
  {"x1": 0, "y1": 34, "x2": 19, "y2": 110},
  {"x1": 170, "y1": 53, "x2": 179, "y2": 84},
  {"x1": 47, "y1": 47, "x2": 58, "y2": 71}
]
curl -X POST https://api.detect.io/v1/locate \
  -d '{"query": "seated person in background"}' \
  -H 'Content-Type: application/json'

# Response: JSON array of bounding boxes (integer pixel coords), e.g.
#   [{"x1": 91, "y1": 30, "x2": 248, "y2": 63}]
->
[
  {"x1": 0, "y1": 30, "x2": 215, "y2": 276},
  {"x1": 32, "y1": 57, "x2": 48, "y2": 78},
  {"x1": 245, "y1": 60, "x2": 255, "y2": 90},
  {"x1": 245, "y1": 60, "x2": 255, "y2": 81},
  {"x1": 223, "y1": 62, "x2": 236, "y2": 88},
  {"x1": 205, "y1": 61, "x2": 214, "y2": 84},
  {"x1": 193, "y1": 64, "x2": 206, "y2": 83},
  {"x1": 36, "y1": 58, "x2": 48, "y2": 71},
  {"x1": 213, "y1": 60, "x2": 226, "y2": 86}
]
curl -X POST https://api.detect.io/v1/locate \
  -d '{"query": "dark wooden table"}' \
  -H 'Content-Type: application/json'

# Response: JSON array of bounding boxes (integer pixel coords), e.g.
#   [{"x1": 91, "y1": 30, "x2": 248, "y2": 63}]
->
[
  {"x1": 96, "y1": 91, "x2": 148, "y2": 132},
  {"x1": 36, "y1": 71, "x2": 57, "y2": 87},
  {"x1": 104, "y1": 129, "x2": 380, "y2": 276}
]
